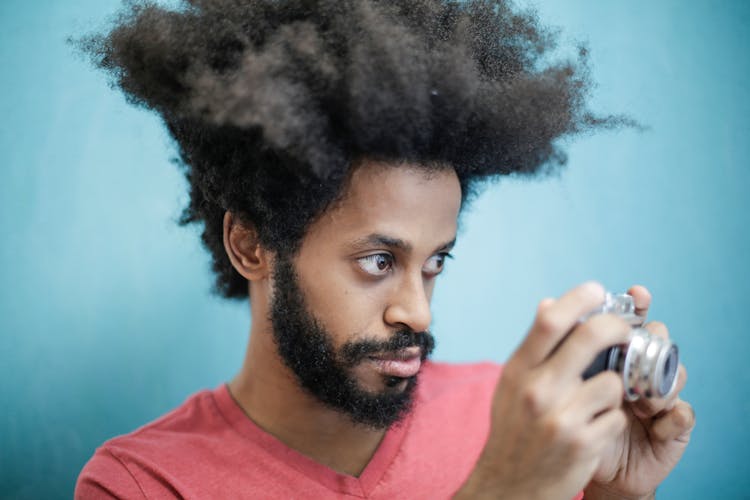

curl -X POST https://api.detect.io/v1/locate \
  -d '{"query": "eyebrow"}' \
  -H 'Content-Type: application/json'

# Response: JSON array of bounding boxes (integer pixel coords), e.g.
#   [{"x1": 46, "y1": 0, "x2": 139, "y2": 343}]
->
[{"x1": 348, "y1": 233, "x2": 456, "y2": 254}]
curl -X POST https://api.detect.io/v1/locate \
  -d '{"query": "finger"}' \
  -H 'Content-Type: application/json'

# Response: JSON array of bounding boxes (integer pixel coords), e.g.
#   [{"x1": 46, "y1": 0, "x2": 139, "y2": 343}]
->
[
  {"x1": 649, "y1": 400, "x2": 695, "y2": 442},
  {"x1": 514, "y1": 282, "x2": 606, "y2": 369},
  {"x1": 631, "y1": 365, "x2": 687, "y2": 419},
  {"x1": 563, "y1": 371, "x2": 623, "y2": 423},
  {"x1": 586, "y1": 408, "x2": 628, "y2": 456},
  {"x1": 545, "y1": 314, "x2": 632, "y2": 380},
  {"x1": 670, "y1": 364, "x2": 688, "y2": 403},
  {"x1": 626, "y1": 284, "x2": 651, "y2": 318},
  {"x1": 643, "y1": 320, "x2": 669, "y2": 340}
]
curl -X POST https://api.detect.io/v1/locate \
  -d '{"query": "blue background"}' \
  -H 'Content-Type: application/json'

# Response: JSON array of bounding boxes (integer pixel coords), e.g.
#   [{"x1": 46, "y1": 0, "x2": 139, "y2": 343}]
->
[{"x1": 1, "y1": 1, "x2": 748, "y2": 498}]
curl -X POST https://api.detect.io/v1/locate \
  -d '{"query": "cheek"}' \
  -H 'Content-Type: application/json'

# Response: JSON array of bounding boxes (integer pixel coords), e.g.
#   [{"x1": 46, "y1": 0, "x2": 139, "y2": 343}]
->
[{"x1": 300, "y1": 264, "x2": 388, "y2": 340}]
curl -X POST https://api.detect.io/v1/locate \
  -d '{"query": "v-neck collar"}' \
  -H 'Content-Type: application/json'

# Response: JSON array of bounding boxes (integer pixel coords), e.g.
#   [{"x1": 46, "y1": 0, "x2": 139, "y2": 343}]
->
[{"x1": 212, "y1": 383, "x2": 413, "y2": 497}]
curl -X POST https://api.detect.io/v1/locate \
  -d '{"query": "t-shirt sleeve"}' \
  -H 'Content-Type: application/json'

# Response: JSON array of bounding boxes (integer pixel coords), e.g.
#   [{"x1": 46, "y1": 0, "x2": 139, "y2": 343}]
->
[{"x1": 75, "y1": 448, "x2": 145, "y2": 500}]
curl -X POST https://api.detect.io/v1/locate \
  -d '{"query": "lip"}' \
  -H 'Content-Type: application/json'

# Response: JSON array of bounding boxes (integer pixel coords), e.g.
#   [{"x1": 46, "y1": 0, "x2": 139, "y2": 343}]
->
[{"x1": 367, "y1": 347, "x2": 422, "y2": 378}]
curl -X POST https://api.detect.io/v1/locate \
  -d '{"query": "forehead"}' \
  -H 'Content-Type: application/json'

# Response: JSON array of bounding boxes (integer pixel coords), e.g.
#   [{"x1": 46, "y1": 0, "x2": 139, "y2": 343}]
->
[{"x1": 306, "y1": 161, "x2": 462, "y2": 250}]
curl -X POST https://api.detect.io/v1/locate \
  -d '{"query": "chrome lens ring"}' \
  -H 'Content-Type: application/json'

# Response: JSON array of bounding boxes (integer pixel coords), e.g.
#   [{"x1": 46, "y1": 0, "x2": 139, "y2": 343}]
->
[
  {"x1": 622, "y1": 328, "x2": 679, "y2": 401},
  {"x1": 655, "y1": 343, "x2": 679, "y2": 398}
]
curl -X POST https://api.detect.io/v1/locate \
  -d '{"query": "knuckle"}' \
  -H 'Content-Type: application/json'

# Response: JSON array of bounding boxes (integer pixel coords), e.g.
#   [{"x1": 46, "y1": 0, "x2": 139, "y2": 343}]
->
[
  {"x1": 686, "y1": 404, "x2": 697, "y2": 428},
  {"x1": 675, "y1": 403, "x2": 695, "y2": 429},
  {"x1": 535, "y1": 311, "x2": 562, "y2": 336},
  {"x1": 541, "y1": 415, "x2": 564, "y2": 441},
  {"x1": 673, "y1": 408, "x2": 688, "y2": 428},
  {"x1": 521, "y1": 383, "x2": 547, "y2": 417}
]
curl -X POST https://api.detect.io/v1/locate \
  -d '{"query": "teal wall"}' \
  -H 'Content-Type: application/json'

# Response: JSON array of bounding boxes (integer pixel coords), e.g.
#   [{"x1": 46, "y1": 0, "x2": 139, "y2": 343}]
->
[{"x1": 1, "y1": 1, "x2": 748, "y2": 498}]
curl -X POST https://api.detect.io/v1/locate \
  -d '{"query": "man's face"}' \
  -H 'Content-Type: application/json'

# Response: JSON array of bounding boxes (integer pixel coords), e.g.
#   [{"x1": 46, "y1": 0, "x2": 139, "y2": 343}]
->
[{"x1": 269, "y1": 162, "x2": 462, "y2": 428}]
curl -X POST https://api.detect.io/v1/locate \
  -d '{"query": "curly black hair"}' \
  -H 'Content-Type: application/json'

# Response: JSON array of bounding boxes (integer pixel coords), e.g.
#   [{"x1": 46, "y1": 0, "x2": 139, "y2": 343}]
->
[{"x1": 77, "y1": 0, "x2": 625, "y2": 299}]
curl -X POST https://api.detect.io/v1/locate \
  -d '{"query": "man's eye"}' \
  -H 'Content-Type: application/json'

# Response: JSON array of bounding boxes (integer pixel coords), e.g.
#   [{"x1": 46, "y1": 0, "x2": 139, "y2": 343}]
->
[
  {"x1": 423, "y1": 252, "x2": 452, "y2": 276},
  {"x1": 357, "y1": 253, "x2": 394, "y2": 276}
]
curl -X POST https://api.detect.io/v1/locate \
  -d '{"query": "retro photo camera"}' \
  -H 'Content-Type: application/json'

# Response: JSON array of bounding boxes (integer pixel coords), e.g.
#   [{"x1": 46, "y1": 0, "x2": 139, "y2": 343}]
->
[{"x1": 581, "y1": 292, "x2": 679, "y2": 401}]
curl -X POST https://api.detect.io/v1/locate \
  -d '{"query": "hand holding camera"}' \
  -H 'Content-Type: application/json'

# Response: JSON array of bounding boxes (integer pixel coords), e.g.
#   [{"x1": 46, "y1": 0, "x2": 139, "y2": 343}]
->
[{"x1": 457, "y1": 282, "x2": 694, "y2": 500}]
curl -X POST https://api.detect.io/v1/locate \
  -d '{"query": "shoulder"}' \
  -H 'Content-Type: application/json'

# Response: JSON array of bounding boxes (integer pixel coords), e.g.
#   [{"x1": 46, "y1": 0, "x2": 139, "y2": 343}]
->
[
  {"x1": 75, "y1": 388, "x2": 221, "y2": 499},
  {"x1": 101, "y1": 388, "x2": 221, "y2": 452},
  {"x1": 75, "y1": 447, "x2": 144, "y2": 499}
]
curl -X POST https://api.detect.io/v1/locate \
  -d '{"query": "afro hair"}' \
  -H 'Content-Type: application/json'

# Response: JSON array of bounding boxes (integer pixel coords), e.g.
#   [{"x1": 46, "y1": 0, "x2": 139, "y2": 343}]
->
[{"x1": 78, "y1": 0, "x2": 626, "y2": 299}]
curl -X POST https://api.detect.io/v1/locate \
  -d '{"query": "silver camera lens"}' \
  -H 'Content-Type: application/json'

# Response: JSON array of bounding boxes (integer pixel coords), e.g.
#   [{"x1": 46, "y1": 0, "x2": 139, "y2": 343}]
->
[{"x1": 580, "y1": 293, "x2": 679, "y2": 401}]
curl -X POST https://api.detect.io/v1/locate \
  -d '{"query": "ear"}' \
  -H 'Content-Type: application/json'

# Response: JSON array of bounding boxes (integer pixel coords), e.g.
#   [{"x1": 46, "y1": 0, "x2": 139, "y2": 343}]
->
[{"x1": 223, "y1": 211, "x2": 272, "y2": 281}]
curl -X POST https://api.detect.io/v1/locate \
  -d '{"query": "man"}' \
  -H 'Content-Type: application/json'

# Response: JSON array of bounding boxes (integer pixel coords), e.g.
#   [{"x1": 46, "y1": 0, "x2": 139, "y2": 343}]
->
[{"x1": 76, "y1": 0, "x2": 694, "y2": 498}]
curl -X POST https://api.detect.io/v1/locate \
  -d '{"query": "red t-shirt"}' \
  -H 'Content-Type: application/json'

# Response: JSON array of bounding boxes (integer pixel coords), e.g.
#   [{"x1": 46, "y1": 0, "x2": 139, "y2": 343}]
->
[{"x1": 75, "y1": 362, "x2": 583, "y2": 499}]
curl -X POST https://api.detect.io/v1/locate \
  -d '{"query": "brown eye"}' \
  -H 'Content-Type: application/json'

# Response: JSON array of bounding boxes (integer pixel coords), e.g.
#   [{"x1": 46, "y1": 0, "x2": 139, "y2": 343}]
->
[
  {"x1": 357, "y1": 253, "x2": 394, "y2": 276},
  {"x1": 375, "y1": 255, "x2": 389, "y2": 270},
  {"x1": 423, "y1": 252, "x2": 452, "y2": 276}
]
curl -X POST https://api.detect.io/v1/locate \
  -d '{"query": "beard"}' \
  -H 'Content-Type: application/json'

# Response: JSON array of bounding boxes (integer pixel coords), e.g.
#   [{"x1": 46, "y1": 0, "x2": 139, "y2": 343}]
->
[{"x1": 268, "y1": 255, "x2": 435, "y2": 429}]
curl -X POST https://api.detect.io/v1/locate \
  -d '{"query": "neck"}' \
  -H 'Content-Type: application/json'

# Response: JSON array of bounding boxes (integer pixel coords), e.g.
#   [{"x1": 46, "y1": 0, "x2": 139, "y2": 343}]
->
[{"x1": 228, "y1": 318, "x2": 387, "y2": 477}]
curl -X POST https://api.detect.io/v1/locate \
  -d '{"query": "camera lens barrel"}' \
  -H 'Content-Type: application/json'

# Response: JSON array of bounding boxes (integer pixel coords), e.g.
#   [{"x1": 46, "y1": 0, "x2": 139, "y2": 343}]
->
[
  {"x1": 580, "y1": 293, "x2": 680, "y2": 401},
  {"x1": 620, "y1": 328, "x2": 679, "y2": 400}
]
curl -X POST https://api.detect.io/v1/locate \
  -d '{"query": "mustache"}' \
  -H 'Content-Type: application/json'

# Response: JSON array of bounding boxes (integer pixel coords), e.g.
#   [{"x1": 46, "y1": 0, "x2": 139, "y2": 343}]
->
[{"x1": 340, "y1": 330, "x2": 436, "y2": 365}]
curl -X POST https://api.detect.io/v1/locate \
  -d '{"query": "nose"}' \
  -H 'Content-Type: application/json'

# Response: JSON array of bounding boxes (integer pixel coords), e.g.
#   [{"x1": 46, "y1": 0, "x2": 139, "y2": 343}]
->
[{"x1": 383, "y1": 273, "x2": 432, "y2": 333}]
